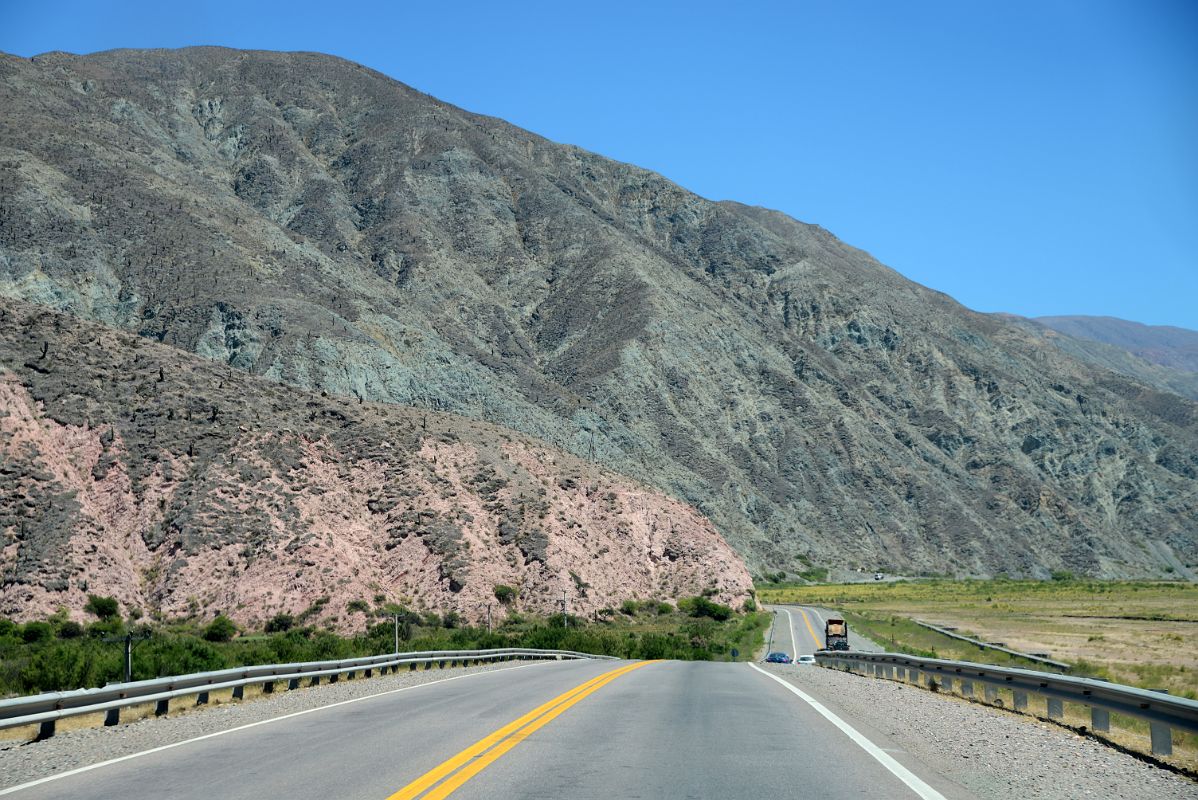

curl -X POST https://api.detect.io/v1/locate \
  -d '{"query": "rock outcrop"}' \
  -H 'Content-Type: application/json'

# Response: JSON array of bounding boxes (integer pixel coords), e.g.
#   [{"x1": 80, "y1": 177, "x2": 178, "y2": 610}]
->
[{"x1": 0, "y1": 300, "x2": 752, "y2": 627}]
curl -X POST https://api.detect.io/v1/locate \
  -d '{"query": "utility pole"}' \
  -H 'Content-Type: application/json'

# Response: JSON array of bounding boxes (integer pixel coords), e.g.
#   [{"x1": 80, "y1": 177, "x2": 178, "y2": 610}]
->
[
  {"x1": 104, "y1": 631, "x2": 150, "y2": 683},
  {"x1": 560, "y1": 592, "x2": 568, "y2": 628},
  {"x1": 393, "y1": 613, "x2": 400, "y2": 655},
  {"x1": 486, "y1": 603, "x2": 492, "y2": 634}
]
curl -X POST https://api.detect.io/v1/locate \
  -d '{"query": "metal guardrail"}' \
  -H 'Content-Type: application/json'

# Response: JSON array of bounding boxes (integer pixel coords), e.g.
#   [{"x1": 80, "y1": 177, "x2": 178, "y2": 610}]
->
[
  {"x1": 0, "y1": 647, "x2": 615, "y2": 740},
  {"x1": 912, "y1": 620, "x2": 1072, "y2": 670},
  {"x1": 815, "y1": 650, "x2": 1198, "y2": 757}
]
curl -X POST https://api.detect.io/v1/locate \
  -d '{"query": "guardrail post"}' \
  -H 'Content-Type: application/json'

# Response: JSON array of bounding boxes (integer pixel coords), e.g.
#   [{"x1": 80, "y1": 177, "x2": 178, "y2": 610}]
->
[
  {"x1": 1047, "y1": 698, "x2": 1063, "y2": 719},
  {"x1": 309, "y1": 676, "x2": 320, "y2": 687},
  {"x1": 364, "y1": 669, "x2": 373, "y2": 678},
  {"x1": 1013, "y1": 691, "x2": 1028, "y2": 711},
  {"x1": 196, "y1": 691, "x2": 209, "y2": 705},
  {"x1": 1090, "y1": 707, "x2": 1109, "y2": 732},
  {"x1": 232, "y1": 685, "x2": 244, "y2": 701},
  {"x1": 262, "y1": 681, "x2": 275, "y2": 694},
  {"x1": 1150, "y1": 722, "x2": 1173, "y2": 756},
  {"x1": 984, "y1": 685, "x2": 999, "y2": 704},
  {"x1": 288, "y1": 678, "x2": 300, "y2": 690},
  {"x1": 960, "y1": 680, "x2": 973, "y2": 698},
  {"x1": 155, "y1": 699, "x2": 169, "y2": 717},
  {"x1": 941, "y1": 676, "x2": 953, "y2": 692},
  {"x1": 329, "y1": 673, "x2": 339, "y2": 683},
  {"x1": 36, "y1": 720, "x2": 54, "y2": 740},
  {"x1": 105, "y1": 708, "x2": 120, "y2": 726}
]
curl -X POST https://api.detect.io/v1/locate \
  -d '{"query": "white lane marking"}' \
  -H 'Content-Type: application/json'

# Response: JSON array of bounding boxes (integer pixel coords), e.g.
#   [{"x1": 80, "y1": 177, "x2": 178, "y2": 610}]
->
[
  {"x1": 807, "y1": 605, "x2": 826, "y2": 630},
  {"x1": 0, "y1": 661, "x2": 562, "y2": 796},
  {"x1": 781, "y1": 608, "x2": 800, "y2": 656},
  {"x1": 749, "y1": 663, "x2": 947, "y2": 800}
]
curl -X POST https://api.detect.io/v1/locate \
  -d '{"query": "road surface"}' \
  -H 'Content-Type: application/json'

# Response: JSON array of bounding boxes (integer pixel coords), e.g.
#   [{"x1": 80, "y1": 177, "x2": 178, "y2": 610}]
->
[
  {"x1": 2, "y1": 656, "x2": 971, "y2": 799},
  {"x1": 768, "y1": 605, "x2": 885, "y2": 657}
]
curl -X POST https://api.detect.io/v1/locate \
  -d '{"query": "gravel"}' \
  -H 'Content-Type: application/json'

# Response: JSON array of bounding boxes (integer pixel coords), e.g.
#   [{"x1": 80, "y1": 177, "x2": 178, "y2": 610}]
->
[
  {"x1": 0, "y1": 660, "x2": 534, "y2": 791},
  {"x1": 765, "y1": 662, "x2": 1197, "y2": 800}
]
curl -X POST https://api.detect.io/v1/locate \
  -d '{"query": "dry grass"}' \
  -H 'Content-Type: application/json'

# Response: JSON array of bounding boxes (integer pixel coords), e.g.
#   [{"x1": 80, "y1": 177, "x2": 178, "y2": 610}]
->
[{"x1": 760, "y1": 580, "x2": 1198, "y2": 697}]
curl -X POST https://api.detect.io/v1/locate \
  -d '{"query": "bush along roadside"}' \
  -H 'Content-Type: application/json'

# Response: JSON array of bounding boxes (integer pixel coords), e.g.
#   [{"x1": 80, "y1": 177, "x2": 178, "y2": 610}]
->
[{"x1": 0, "y1": 595, "x2": 770, "y2": 695}]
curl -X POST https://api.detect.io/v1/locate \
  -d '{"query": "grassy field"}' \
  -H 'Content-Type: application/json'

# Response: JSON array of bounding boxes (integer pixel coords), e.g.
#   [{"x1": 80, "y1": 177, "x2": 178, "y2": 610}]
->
[
  {"x1": 761, "y1": 579, "x2": 1198, "y2": 772},
  {"x1": 758, "y1": 579, "x2": 1198, "y2": 698}
]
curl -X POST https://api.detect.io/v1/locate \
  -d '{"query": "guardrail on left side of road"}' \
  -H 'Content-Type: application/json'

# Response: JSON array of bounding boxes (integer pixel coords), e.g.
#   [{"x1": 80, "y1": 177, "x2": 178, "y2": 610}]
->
[{"x1": 0, "y1": 647, "x2": 617, "y2": 740}]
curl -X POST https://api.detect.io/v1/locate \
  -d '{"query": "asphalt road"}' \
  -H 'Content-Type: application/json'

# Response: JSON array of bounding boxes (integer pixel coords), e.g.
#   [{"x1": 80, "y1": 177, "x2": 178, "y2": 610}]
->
[
  {"x1": 3, "y1": 657, "x2": 972, "y2": 799},
  {"x1": 768, "y1": 605, "x2": 885, "y2": 657}
]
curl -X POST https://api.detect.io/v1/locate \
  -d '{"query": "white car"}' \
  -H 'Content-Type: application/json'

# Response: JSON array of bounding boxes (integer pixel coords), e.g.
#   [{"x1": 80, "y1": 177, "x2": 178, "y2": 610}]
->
[{"x1": 795, "y1": 654, "x2": 817, "y2": 665}]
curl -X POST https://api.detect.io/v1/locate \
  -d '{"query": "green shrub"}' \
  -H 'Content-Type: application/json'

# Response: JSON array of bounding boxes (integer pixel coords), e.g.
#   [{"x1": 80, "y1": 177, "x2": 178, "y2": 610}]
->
[
  {"x1": 58, "y1": 620, "x2": 85, "y2": 639},
  {"x1": 346, "y1": 599, "x2": 370, "y2": 614},
  {"x1": 620, "y1": 600, "x2": 639, "y2": 616},
  {"x1": 84, "y1": 595, "x2": 120, "y2": 620},
  {"x1": 678, "y1": 596, "x2": 733, "y2": 621},
  {"x1": 22, "y1": 622, "x2": 54, "y2": 643},
  {"x1": 264, "y1": 613, "x2": 294, "y2": 633},
  {"x1": 493, "y1": 585, "x2": 517, "y2": 605},
  {"x1": 203, "y1": 615, "x2": 237, "y2": 643}
]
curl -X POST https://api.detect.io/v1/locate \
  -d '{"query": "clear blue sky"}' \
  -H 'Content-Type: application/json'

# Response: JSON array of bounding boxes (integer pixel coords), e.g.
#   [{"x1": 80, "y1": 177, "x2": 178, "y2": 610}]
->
[{"x1": 3, "y1": 0, "x2": 1196, "y2": 328}]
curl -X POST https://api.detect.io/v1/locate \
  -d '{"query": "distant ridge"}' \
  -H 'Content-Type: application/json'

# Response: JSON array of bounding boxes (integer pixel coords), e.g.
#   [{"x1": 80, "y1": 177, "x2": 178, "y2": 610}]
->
[{"x1": 1036, "y1": 316, "x2": 1198, "y2": 374}]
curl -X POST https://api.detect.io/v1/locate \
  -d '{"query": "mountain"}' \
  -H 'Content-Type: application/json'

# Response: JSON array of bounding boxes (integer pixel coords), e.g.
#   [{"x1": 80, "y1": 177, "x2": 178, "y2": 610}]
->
[
  {"x1": 0, "y1": 299, "x2": 751, "y2": 627},
  {"x1": 1035, "y1": 316, "x2": 1198, "y2": 373},
  {"x1": 1, "y1": 47, "x2": 1196, "y2": 579},
  {"x1": 1002, "y1": 316, "x2": 1198, "y2": 402}
]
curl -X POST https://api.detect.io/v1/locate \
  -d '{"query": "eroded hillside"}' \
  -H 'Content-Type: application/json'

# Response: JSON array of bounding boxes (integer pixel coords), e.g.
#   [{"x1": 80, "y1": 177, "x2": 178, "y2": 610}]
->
[
  {"x1": 0, "y1": 300, "x2": 752, "y2": 628},
  {"x1": 0, "y1": 48, "x2": 1195, "y2": 577}
]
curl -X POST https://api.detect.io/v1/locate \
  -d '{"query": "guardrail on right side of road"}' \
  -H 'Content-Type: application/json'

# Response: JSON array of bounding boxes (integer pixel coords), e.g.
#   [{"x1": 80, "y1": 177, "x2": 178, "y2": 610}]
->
[
  {"x1": 815, "y1": 650, "x2": 1198, "y2": 757},
  {"x1": 0, "y1": 647, "x2": 616, "y2": 740},
  {"x1": 911, "y1": 620, "x2": 1072, "y2": 670}
]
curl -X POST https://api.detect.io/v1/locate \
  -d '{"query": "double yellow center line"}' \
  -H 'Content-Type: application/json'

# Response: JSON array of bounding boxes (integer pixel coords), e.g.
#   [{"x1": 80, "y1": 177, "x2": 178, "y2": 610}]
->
[
  {"x1": 388, "y1": 660, "x2": 656, "y2": 800},
  {"x1": 797, "y1": 607, "x2": 822, "y2": 649}
]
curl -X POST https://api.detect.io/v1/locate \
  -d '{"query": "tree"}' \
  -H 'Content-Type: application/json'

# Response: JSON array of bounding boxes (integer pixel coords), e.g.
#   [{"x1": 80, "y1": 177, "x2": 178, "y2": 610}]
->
[
  {"x1": 203, "y1": 615, "x2": 237, "y2": 642},
  {"x1": 264, "y1": 613, "x2": 294, "y2": 633},
  {"x1": 84, "y1": 595, "x2": 120, "y2": 620}
]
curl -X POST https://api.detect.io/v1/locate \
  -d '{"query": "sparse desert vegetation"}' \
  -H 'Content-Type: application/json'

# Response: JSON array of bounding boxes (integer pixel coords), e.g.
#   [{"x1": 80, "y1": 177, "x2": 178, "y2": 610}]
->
[
  {"x1": 0, "y1": 595, "x2": 768, "y2": 695},
  {"x1": 759, "y1": 579, "x2": 1198, "y2": 697}
]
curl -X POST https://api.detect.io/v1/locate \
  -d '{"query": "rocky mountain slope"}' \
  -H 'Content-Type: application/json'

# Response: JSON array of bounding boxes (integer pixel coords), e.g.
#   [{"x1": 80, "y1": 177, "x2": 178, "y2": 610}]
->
[
  {"x1": 1, "y1": 47, "x2": 1196, "y2": 578},
  {"x1": 1037, "y1": 316, "x2": 1198, "y2": 373},
  {"x1": 1002, "y1": 316, "x2": 1198, "y2": 402},
  {"x1": 0, "y1": 299, "x2": 751, "y2": 627}
]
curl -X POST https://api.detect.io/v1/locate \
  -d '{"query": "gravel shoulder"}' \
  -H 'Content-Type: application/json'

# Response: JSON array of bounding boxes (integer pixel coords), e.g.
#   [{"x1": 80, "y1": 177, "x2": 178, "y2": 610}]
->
[
  {"x1": 0, "y1": 661, "x2": 539, "y2": 791},
  {"x1": 764, "y1": 662, "x2": 1196, "y2": 800}
]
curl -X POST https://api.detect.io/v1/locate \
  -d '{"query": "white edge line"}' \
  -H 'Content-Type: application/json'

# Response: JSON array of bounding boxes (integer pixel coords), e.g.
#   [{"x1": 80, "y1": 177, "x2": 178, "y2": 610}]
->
[
  {"x1": 748, "y1": 663, "x2": 947, "y2": 800},
  {"x1": 0, "y1": 660, "x2": 562, "y2": 796},
  {"x1": 781, "y1": 608, "x2": 799, "y2": 657}
]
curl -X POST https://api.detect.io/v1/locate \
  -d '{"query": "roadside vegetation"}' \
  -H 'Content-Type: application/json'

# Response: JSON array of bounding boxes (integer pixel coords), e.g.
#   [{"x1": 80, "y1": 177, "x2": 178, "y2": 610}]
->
[
  {"x1": 0, "y1": 594, "x2": 769, "y2": 695},
  {"x1": 758, "y1": 578, "x2": 1198, "y2": 698}
]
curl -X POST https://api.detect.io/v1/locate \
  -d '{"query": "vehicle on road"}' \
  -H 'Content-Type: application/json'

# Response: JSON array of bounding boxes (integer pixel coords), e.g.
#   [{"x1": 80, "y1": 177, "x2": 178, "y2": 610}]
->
[
  {"x1": 795, "y1": 654, "x2": 816, "y2": 665},
  {"x1": 824, "y1": 618, "x2": 850, "y2": 651},
  {"x1": 874, "y1": 572, "x2": 884, "y2": 580},
  {"x1": 764, "y1": 652, "x2": 792, "y2": 664}
]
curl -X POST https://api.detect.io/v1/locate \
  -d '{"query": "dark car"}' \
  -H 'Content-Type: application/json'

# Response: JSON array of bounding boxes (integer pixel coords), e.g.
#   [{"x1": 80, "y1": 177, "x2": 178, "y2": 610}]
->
[{"x1": 764, "y1": 652, "x2": 792, "y2": 664}]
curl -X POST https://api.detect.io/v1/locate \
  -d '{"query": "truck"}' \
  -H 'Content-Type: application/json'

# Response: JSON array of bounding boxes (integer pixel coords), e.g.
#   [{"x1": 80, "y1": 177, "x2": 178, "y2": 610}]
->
[{"x1": 824, "y1": 618, "x2": 849, "y2": 651}]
